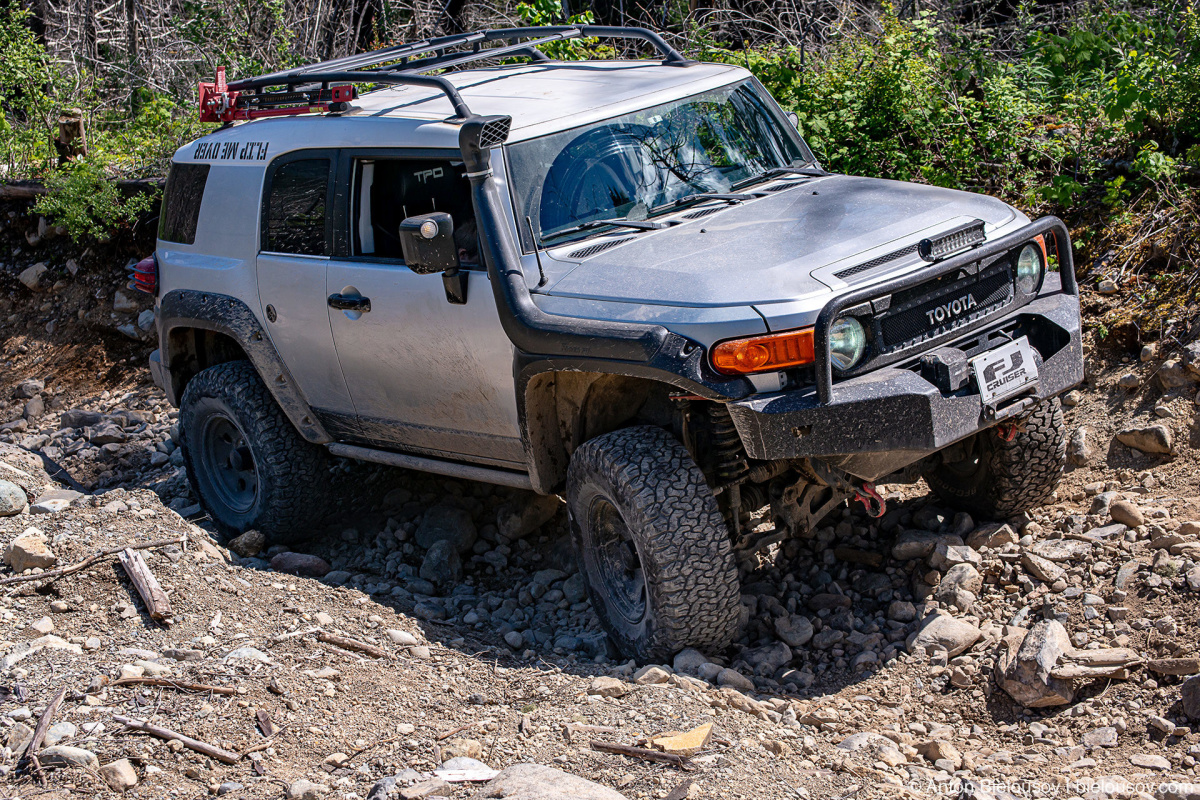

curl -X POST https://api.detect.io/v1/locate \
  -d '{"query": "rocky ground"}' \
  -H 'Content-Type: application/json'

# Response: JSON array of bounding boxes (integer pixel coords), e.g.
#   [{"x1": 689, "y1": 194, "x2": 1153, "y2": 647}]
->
[{"x1": 3, "y1": 209, "x2": 1200, "y2": 799}]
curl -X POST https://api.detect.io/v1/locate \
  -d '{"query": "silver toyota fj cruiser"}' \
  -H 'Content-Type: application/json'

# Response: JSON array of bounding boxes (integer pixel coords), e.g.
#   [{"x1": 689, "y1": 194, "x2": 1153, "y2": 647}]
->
[{"x1": 143, "y1": 26, "x2": 1083, "y2": 660}]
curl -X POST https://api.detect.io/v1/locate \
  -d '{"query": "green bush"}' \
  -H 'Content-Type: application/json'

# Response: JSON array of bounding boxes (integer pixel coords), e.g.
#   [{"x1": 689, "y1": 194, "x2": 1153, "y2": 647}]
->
[{"x1": 32, "y1": 159, "x2": 156, "y2": 240}]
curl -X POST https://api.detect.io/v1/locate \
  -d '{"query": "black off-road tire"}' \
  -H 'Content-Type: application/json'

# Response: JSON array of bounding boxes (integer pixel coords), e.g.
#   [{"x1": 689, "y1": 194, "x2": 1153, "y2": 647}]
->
[
  {"x1": 924, "y1": 397, "x2": 1067, "y2": 519},
  {"x1": 180, "y1": 360, "x2": 331, "y2": 543},
  {"x1": 566, "y1": 425, "x2": 741, "y2": 662}
]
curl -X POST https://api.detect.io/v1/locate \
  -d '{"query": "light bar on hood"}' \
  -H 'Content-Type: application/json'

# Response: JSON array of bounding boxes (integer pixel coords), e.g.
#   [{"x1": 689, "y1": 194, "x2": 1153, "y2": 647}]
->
[{"x1": 918, "y1": 219, "x2": 986, "y2": 262}]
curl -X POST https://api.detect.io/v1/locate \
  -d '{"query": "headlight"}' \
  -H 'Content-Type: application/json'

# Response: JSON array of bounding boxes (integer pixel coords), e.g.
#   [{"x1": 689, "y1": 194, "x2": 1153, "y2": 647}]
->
[
  {"x1": 829, "y1": 316, "x2": 867, "y2": 371},
  {"x1": 1016, "y1": 243, "x2": 1043, "y2": 294}
]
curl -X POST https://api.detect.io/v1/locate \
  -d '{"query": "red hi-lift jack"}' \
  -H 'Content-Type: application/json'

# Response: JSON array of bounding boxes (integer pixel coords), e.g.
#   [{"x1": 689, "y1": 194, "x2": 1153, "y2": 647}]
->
[{"x1": 198, "y1": 66, "x2": 356, "y2": 123}]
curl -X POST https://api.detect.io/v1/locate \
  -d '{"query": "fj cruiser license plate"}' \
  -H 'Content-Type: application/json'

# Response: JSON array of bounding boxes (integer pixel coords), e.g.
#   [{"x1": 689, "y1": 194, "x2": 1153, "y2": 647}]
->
[{"x1": 972, "y1": 337, "x2": 1038, "y2": 405}]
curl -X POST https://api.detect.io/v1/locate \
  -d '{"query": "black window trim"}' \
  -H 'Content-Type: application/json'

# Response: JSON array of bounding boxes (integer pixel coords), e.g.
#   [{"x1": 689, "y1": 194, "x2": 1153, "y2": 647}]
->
[
  {"x1": 333, "y1": 147, "x2": 485, "y2": 271},
  {"x1": 260, "y1": 149, "x2": 339, "y2": 257}
]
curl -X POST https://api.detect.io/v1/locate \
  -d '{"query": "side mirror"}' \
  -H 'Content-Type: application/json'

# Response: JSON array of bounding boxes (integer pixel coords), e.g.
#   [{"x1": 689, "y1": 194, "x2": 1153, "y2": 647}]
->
[{"x1": 398, "y1": 212, "x2": 458, "y2": 275}]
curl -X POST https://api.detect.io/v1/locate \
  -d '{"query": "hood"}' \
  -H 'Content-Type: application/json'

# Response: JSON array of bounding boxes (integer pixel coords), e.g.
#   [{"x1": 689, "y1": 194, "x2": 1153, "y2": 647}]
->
[{"x1": 542, "y1": 174, "x2": 1019, "y2": 307}]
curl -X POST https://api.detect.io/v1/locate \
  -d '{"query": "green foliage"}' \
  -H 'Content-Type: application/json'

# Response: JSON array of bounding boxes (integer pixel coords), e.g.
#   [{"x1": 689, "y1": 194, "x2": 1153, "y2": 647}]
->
[
  {"x1": 515, "y1": 0, "x2": 606, "y2": 59},
  {"x1": 32, "y1": 159, "x2": 157, "y2": 240}
]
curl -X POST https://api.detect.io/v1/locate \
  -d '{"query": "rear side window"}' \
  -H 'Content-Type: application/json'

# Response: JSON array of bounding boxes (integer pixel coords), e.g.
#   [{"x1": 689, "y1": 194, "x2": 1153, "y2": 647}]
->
[
  {"x1": 265, "y1": 158, "x2": 331, "y2": 255},
  {"x1": 159, "y1": 163, "x2": 210, "y2": 245}
]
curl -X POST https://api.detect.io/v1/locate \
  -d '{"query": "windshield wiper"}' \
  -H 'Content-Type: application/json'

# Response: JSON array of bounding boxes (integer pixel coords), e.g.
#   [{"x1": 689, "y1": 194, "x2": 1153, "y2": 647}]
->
[
  {"x1": 732, "y1": 164, "x2": 828, "y2": 190},
  {"x1": 541, "y1": 217, "x2": 665, "y2": 245},
  {"x1": 671, "y1": 192, "x2": 758, "y2": 207}
]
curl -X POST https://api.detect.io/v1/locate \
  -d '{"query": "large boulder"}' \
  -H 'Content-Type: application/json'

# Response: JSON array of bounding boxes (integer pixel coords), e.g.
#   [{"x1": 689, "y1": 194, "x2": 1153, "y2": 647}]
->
[
  {"x1": 910, "y1": 611, "x2": 981, "y2": 657},
  {"x1": 1116, "y1": 425, "x2": 1172, "y2": 456},
  {"x1": 0, "y1": 479, "x2": 28, "y2": 516},
  {"x1": 416, "y1": 504, "x2": 477, "y2": 552}
]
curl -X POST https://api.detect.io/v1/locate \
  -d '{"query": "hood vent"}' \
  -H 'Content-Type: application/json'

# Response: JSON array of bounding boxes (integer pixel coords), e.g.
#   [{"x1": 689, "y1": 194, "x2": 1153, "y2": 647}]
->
[
  {"x1": 834, "y1": 243, "x2": 920, "y2": 280},
  {"x1": 682, "y1": 207, "x2": 722, "y2": 220},
  {"x1": 567, "y1": 237, "x2": 633, "y2": 260}
]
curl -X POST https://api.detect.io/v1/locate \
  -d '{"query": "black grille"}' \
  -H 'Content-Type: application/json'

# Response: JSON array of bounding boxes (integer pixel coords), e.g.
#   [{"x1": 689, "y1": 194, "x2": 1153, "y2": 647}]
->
[
  {"x1": 877, "y1": 263, "x2": 1014, "y2": 353},
  {"x1": 683, "y1": 207, "x2": 721, "y2": 220},
  {"x1": 567, "y1": 237, "x2": 632, "y2": 259},
  {"x1": 834, "y1": 243, "x2": 920, "y2": 280}
]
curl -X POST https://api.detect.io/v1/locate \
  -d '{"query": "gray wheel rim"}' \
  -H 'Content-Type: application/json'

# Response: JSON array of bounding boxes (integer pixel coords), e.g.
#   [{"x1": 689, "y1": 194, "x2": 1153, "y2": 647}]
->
[
  {"x1": 200, "y1": 414, "x2": 259, "y2": 515},
  {"x1": 588, "y1": 497, "x2": 647, "y2": 626}
]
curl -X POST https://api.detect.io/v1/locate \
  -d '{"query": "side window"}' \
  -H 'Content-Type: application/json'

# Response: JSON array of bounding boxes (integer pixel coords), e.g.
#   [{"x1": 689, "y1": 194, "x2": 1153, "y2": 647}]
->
[
  {"x1": 353, "y1": 158, "x2": 479, "y2": 266},
  {"x1": 265, "y1": 158, "x2": 331, "y2": 255},
  {"x1": 159, "y1": 163, "x2": 210, "y2": 245}
]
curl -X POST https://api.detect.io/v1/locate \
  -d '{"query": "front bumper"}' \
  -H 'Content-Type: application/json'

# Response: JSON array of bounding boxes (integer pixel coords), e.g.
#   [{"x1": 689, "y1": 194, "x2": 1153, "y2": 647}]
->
[{"x1": 727, "y1": 285, "x2": 1083, "y2": 482}]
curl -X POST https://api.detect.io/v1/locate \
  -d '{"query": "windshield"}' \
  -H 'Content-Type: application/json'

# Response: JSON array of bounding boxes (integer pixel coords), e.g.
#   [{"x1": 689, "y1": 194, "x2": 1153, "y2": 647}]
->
[{"x1": 506, "y1": 80, "x2": 814, "y2": 247}]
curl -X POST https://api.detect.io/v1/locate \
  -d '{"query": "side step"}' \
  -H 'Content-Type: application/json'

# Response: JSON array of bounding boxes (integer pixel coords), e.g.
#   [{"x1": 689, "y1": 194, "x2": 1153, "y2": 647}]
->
[{"x1": 326, "y1": 443, "x2": 533, "y2": 491}]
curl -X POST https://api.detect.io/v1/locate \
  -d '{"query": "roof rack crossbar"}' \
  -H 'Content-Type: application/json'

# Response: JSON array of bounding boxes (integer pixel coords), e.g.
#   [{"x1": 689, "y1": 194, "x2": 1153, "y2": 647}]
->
[{"x1": 213, "y1": 25, "x2": 692, "y2": 123}]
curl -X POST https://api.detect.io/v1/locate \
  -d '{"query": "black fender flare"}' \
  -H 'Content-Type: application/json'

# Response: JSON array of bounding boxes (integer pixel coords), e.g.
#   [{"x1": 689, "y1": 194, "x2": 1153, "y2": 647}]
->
[{"x1": 156, "y1": 289, "x2": 332, "y2": 444}]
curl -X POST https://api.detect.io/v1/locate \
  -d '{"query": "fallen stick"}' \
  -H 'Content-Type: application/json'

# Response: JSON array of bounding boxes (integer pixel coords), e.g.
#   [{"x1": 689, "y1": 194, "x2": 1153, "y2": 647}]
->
[
  {"x1": 563, "y1": 723, "x2": 618, "y2": 744},
  {"x1": 112, "y1": 677, "x2": 236, "y2": 696},
  {"x1": 118, "y1": 548, "x2": 173, "y2": 620},
  {"x1": 1, "y1": 536, "x2": 186, "y2": 586},
  {"x1": 114, "y1": 715, "x2": 240, "y2": 764},
  {"x1": 316, "y1": 632, "x2": 388, "y2": 659},
  {"x1": 23, "y1": 686, "x2": 67, "y2": 783},
  {"x1": 590, "y1": 740, "x2": 689, "y2": 768}
]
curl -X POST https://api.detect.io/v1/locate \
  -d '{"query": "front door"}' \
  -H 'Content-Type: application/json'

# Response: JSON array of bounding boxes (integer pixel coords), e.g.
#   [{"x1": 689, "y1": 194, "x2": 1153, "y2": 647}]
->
[
  {"x1": 325, "y1": 152, "x2": 523, "y2": 467},
  {"x1": 255, "y1": 151, "x2": 356, "y2": 421}
]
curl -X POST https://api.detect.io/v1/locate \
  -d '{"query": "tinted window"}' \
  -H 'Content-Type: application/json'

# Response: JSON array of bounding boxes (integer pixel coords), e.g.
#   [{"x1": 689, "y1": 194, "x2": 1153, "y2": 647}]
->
[
  {"x1": 353, "y1": 158, "x2": 477, "y2": 264},
  {"x1": 266, "y1": 159, "x2": 330, "y2": 255},
  {"x1": 159, "y1": 163, "x2": 210, "y2": 245}
]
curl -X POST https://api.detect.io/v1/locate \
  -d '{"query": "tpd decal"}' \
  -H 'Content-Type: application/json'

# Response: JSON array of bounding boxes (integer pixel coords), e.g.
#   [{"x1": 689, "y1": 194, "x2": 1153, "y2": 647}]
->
[{"x1": 193, "y1": 141, "x2": 270, "y2": 161}]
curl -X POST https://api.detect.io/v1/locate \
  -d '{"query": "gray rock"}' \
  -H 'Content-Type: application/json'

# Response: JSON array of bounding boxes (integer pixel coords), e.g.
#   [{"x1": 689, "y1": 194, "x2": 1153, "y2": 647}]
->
[
  {"x1": 940, "y1": 563, "x2": 983, "y2": 594},
  {"x1": 891, "y1": 530, "x2": 941, "y2": 560},
  {"x1": 113, "y1": 290, "x2": 138, "y2": 313},
  {"x1": 6, "y1": 722, "x2": 33, "y2": 753},
  {"x1": 1183, "y1": 675, "x2": 1200, "y2": 721},
  {"x1": 100, "y1": 759, "x2": 139, "y2": 791},
  {"x1": 270, "y1": 552, "x2": 331, "y2": 577},
  {"x1": 1029, "y1": 538, "x2": 1090, "y2": 562},
  {"x1": 217, "y1": 782, "x2": 243, "y2": 796},
  {"x1": 39, "y1": 745, "x2": 99, "y2": 769},
  {"x1": 416, "y1": 504, "x2": 477, "y2": 552},
  {"x1": 287, "y1": 779, "x2": 329, "y2": 800},
  {"x1": 18, "y1": 263, "x2": 47, "y2": 291},
  {"x1": 225, "y1": 646, "x2": 272, "y2": 663},
  {"x1": 473, "y1": 763, "x2": 627, "y2": 799},
  {"x1": 910, "y1": 611, "x2": 980, "y2": 657},
  {"x1": 60, "y1": 408, "x2": 104, "y2": 428},
  {"x1": 88, "y1": 421, "x2": 127, "y2": 444},
  {"x1": 931, "y1": 543, "x2": 981, "y2": 571},
  {"x1": 741, "y1": 641, "x2": 791, "y2": 674},
  {"x1": 496, "y1": 493, "x2": 561, "y2": 540},
  {"x1": 1021, "y1": 552, "x2": 1065, "y2": 583},
  {"x1": 1116, "y1": 424, "x2": 1173, "y2": 455},
  {"x1": 1068, "y1": 427, "x2": 1091, "y2": 466},
  {"x1": 716, "y1": 667, "x2": 756, "y2": 691},
  {"x1": 4, "y1": 530, "x2": 56, "y2": 571},
  {"x1": 30, "y1": 489, "x2": 84, "y2": 514},
  {"x1": 562, "y1": 572, "x2": 587, "y2": 604},
  {"x1": 1130, "y1": 754, "x2": 1171, "y2": 771},
  {"x1": 504, "y1": 631, "x2": 524, "y2": 649},
  {"x1": 23, "y1": 395, "x2": 44, "y2": 419},
  {"x1": 672, "y1": 648, "x2": 709, "y2": 674},
  {"x1": 997, "y1": 621, "x2": 1074, "y2": 708},
  {"x1": 14, "y1": 378, "x2": 44, "y2": 398},
  {"x1": 419, "y1": 539, "x2": 463, "y2": 588},
  {"x1": 227, "y1": 530, "x2": 266, "y2": 557},
  {"x1": 887, "y1": 600, "x2": 916, "y2": 622},
  {"x1": 0, "y1": 479, "x2": 28, "y2": 515},
  {"x1": 773, "y1": 614, "x2": 814, "y2": 647},
  {"x1": 1082, "y1": 726, "x2": 1117, "y2": 748},
  {"x1": 965, "y1": 523, "x2": 1016, "y2": 550},
  {"x1": 45, "y1": 721, "x2": 77, "y2": 746}
]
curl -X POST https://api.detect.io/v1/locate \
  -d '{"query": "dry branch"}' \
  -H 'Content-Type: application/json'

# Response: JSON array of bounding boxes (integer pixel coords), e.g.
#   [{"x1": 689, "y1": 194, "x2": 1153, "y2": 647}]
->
[
  {"x1": 316, "y1": 632, "x2": 388, "y2": 659},
  {"x1": 590, "y1": 740, "x2": 690, "y2": 768},
  {"x1": 114, "y1": 715, "x2": 240, "y2": 764},
  {"x1": 112, "y1": 677, "x2": 235, "y2": 695},
  {"x1": 23, "y1": 686, "x2": 68, "y2": 783},
  {"x1": 118, "y1": 547, "x2": 172, "y2": 620},
  {"x1": 0, "y1": 536, "x2": 185, "y2": 587}
]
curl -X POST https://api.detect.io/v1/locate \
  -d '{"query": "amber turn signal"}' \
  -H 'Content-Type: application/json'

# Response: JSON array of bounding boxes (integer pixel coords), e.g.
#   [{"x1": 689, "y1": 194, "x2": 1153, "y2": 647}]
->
[{"x1": 711, "y1": 327, "x2": 816, "y2": 375}]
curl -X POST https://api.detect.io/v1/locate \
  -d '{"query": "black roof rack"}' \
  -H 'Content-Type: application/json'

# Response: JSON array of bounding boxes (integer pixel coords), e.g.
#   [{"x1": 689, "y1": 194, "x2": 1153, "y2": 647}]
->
[{"x1": 219, "y1": 26, "x2": 693, "y2": 122}]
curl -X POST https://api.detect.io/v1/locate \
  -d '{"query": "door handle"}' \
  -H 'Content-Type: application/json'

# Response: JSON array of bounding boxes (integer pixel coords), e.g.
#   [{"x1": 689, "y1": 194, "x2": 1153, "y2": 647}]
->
[{"x1": 328, "y1": 293, "x2": 371, "y2": 312}]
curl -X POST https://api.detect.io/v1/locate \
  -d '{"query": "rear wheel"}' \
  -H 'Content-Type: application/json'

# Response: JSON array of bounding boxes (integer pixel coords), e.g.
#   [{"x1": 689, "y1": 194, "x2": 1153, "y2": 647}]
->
[
  {"x1": 923, "y1": 397, "x2": 1067, "y2": 518},
  {"x1": 566, "y1": 425, "x2": 741, "y2": 662},
  {"x1": 180, "y1": 360, "x2": 331, "y2": 543}
]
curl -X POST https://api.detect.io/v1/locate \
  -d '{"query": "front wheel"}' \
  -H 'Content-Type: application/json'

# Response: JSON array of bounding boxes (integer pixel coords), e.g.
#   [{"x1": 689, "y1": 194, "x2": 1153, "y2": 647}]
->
[
  {"x1": 923, "y1": 397, "x2": 1067, "y2": 519},
  {"x1": 180, "y1": 360, "x2": 331, "y2": 542},
  {"x1": 566, "y1": 425, "x2": 742, "y2": 662}
]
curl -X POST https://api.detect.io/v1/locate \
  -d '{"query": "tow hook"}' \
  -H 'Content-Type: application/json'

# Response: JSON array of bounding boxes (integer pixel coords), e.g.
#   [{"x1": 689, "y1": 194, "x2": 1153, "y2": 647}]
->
[
  {"x1": 853, "y1": 482, "x2": 886, "y2": 518},
  {"x1": 995, "y1": 422, "x2": 1021, "y2": 442}
]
